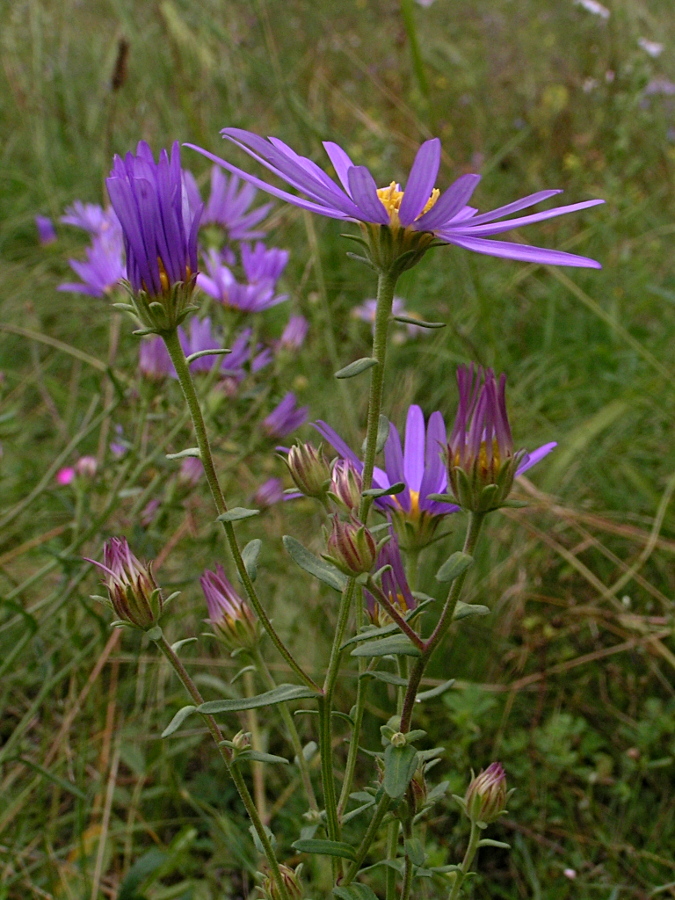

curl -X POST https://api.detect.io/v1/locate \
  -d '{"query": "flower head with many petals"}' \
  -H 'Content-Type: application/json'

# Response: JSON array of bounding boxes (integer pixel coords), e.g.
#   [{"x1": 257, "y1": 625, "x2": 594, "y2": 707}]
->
[
  {"x1": 58, "y1": 229, "x2": 125, "y2": 298},
  {"x1": 188, "y1": 132, "x2": 604, "y2": 274},
  {"x1": 87, "y1": 536, "x2": 162, "y2": 630},
  {"x1": 106, "y1": 141, "x2": 202, "y2": 332}
]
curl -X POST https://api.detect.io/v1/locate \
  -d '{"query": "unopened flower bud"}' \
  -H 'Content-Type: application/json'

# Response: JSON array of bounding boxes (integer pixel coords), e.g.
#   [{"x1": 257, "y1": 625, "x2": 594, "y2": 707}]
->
[
  {"x1": 261, "y1": 864, "x2": 303, "y2": 900},
  {"x1": 232, "y1": 730, "x2": 252, "y2": 751},
  {"x1": 329, "y1": 458, "x2": 363, "y2": 512},
  {"x1": 324, "y1": 514, "x2": 377, "y2": 577},
  {"x1": 88, "y1": 537, "x2": 163, "y2": 629},
  {"x1": 285, "y1": 442, "x2": 330, "y2": 499},
  {"x1": 464, "y1": 762, "x2": 508, "y2": 824},
  {"x1": 390, "y1": 731, "x2": 407, "y2": 748},
  {"x1": 408, "y1": 764, "x2": 428, "y2": 814},
  {"x1": 75, "y1": 455, "x2": 98, "y2": 478},
  {"x1": 201, "y1": 564, "x2": 260, "y2": 652}
]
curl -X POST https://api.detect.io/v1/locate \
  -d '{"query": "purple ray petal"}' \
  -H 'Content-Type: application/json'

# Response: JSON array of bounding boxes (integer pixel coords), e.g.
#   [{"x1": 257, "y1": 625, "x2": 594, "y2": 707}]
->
[
  {"x1": 322, "y1": 141, "x2": 356, "y2": 193},
  {"x1": 461, "y1": 190, "x2": 563, "y2": 227},
  {"x1": 347, "y1": 166, "x2": 390, "y2": 224},
  {"x1": 419, "y1": 410, "x2": 447, "y2": 506},
  {"x1": 414, "y1": 174, "x2": 481, "y2": 231},
  {"x1": 403, "y1": 405, "x2": 425, "y2": 493},
  {"x1": 312, "y1": 421, "x2": 363, "y2": 470},
  {"x1": 398, "y1": 139, "x2": 441, "y2": 226},
  {"x1": 516, "y1": 441, "x2": 557, "y2": 476},
  {"x1": 384, "y1": 423, "x2": 410, "y2": 512},
  {"x1": 444, "y1": 235, "x2": 603, "y2": 268},
  {"x1": 450, "y1": 198, "x2": 605, "y2": 237}
]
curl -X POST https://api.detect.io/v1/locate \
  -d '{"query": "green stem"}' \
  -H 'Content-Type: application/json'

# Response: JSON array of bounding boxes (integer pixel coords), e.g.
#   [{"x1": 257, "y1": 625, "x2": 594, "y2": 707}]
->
[
  {"x1": 337, "y1": 584, "x2": 366, "y2": 820},
  {"x1": 385, "y1": 820, "x2": 400, "y2": 900},
  {"x1": 154, "y1": 634, "x2": 290, "y2": 900},
  {"x1": 244, "y1": 669, "x2": 268, "y2": 824},
  {"x1": 253, "y1": 648, "x2": 318, "y2": 812},
  {"x1": 400, "y1": 512, "x2": 486, "y2": 733},
  {"x1": 358, "y1": 270, "x2": 398, "y2": 519},
  {"x1": 343, "y1": 793, "x2": 392, "y2": 884},
  {"x1": 448, "y1": 821, "x2": 481, "y2": 900},
  {"x1": 162, "y1": 329, "x2": 318, "y2": 692},
  {"x1": 400, "y1": 821, "x2": 414, "y2": 900}
]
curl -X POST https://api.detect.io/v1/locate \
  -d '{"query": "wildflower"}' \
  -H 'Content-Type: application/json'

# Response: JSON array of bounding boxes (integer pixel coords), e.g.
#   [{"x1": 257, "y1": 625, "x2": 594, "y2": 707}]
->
[
  {"x1": 201, "y1": 563, "x2": 259, "y2": 651},
  {"x1": 329, "y1": 458, "x2": 363, "y2": 513},
  {"x1": 198, "y1": 246, "x2": 288, "y2": 312},
  {"x1": 463, "y1": 762, "x2": 510, "y2": 825},
  {"x1": 106, "y1": 141, "x2": 202, "y2": 332},
  {"x1": 35, "y1": 215, "x2": 56, "y2": 245},
  {"x1": 263, "y1": 393, "x2": 308, "y2": 440},
  {"x1": 638, "y1": 37, "x2": 664, "y2": 58},
  {"x1": 178, "y1": 316, "x2": 225, "y2": 372},
  {"x1": 56, "y1": 467, "x2": 76, "y2": 486},
  {"x1": 178, "y1": 456, "x2": 203, "y2": 487},
  {"x1": 285, "y1": 442, "x2": 331, "y2": 498},
  {"x1": 219, "y1": 327, "x2": 272, "y2": 385},
  {"x1": 325, "y1": 514, "x2": 378, "y2": 577},
  {"x1": 573, "y1": 0, "x2": 610, "y2": 18},
  {"x1": 364, "y1": 533, "x2": 416, "y2": 627},
  {"x1": 352, "y1": 297, "x2": 426, "y2": 339},
  {"x1": 447, "y1": 365, "x2": 556, "y2": 513},
  {"x1": 315, "y1": 405, "x2": 458, "y2": 550},
  {"x1": 76, "y1": 456, "x2": 97, "y2": 478},
  {"x1": 88, "y1": 536, "x2": 163, "y2": 629},
  {"x1": 254, "y1": 477, "x2": 287, "y2": 507},
  {"x1": 139, "y1": 335, "x2": 175, "y2": 380},
  {"x1": 278, "y1": 315, "x2": 309, "y2": 351},
  {"x1": 58, "y1": 229, "x2": 125, "y2": 298},
  {"x1": 260, "y1": 864, "x2": 304, "y2": 900},
  {"x1": 61, "y1": 201, "x2": 119, "y2": 235},
  {"x1": 201, "y1": 166, "x2": 272, "y2": 241},
  {"x1": 188, "y1": 132, "x2": 604, "y2": 274}
]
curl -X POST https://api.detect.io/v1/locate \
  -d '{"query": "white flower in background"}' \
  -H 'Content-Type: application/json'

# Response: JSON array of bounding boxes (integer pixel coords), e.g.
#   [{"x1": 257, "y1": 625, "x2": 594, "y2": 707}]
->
[
  {"x1": 573, "y1": 0, "x2": 610, "y2": 19},
  {"x1": 638, "y1": 37, "x2": 664, "y2": 58},
  {"x1": 415, "y1": 0, "x2": 437, "y2": 6}
]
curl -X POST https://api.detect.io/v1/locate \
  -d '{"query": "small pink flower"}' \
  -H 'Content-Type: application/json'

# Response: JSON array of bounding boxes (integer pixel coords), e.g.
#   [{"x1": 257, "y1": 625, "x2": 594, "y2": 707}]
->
[{"x1": 56, "y1": 467, "x2": 76, "y2": 486}]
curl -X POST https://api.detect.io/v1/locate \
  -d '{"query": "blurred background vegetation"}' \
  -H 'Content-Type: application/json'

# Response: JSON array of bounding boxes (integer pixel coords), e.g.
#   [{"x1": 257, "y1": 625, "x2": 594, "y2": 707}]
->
[{"x1": 1, "y1": 0, "x2": 675, "y2": 897}]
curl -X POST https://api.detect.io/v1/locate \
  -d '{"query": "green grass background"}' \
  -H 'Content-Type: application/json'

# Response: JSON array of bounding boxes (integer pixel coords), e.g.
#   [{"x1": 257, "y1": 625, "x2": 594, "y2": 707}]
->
[{"x1": 1, "y1": 0, "x2": 675, "y2": 897}]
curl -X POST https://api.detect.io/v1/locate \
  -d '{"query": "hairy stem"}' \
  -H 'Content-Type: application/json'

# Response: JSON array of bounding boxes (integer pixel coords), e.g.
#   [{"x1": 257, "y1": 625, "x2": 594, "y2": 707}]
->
[
  {"x1": 343, "y1": 793, "x2": 392, "y2": 884},
  {"x1": 448, "y1": 821, "x2": 481, "y2": 900}
]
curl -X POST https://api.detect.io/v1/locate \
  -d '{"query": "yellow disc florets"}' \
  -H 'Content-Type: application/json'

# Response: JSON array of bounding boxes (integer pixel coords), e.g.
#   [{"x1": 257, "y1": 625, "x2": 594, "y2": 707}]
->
[{"x1": 376, "y1": 182, "x2": 440, "y2": 228}]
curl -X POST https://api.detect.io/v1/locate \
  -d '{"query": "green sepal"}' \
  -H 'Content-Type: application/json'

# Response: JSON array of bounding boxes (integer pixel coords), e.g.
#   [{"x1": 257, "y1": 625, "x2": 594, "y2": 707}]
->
[
  {"x1": 383, "y1": 742, "x2": 418, "y2": 798},
  {"x1": 161, "y1": 705, "x2": 197, "y2": 738},
  {"x1": 217, "y1": 507, "x2": 260, "y2": 522},
  {"x1": 345, "y1": 252, "x2": 377, "y2": 270},
  {"x1": 435, "y1": 551, "x2": 473, "y2": 583},
  {"x1": 145, "y1": 625, "x2": 163, "y2": 641},
  {"x1": 292, "y1": 839, "x2": 356, "y2": 861},
  {"x1": 283, "y1": 535, "x2": 348, "y2": 592},
  {"x1": 198, "y1": 683, "x2": 320, "y2": 714},
  {"x1": 335, "y1": 357, "x2": 378, "y2": 379}
]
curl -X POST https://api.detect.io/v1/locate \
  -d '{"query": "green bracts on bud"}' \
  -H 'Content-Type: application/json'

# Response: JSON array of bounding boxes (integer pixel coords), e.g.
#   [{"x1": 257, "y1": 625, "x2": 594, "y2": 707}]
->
[
  {"x1": 464, "y1": 762, "x2": 510, "y2": 825},
  {"x1": 324, "y1": 514, "x2": 378, "y2": 577},
  {"x1": 261, "y1": 864, "x2": 304, "y2": 900},
  {"x1": 88, "y1": 537, "x2": 163, "y2": 630},
  {"x1": 285, "y1": 442, "x2": 331, "y2": 499}
]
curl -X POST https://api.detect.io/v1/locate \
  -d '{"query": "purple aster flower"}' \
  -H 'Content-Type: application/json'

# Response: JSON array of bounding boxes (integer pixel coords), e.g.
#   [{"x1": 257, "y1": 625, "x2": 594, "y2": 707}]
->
[
  {"x1": 178, "y1": 316, "x2": 225, "y2": 372},
  {"x1": 218, "y1": 326, "x2": 271, "y2": 384},
  {"x1": 447, "y1": 364, "x2": 556, "y2": 512},
  {"x1": 364, "y1": 532, "x2": 416, "y2": 627},
  {"x1": 106, "y1": 141, "x2": 202, "y2": 331},
  {"x1": 35, "y1": 215, "x2": 57, "y2": 245},
  {"x1": 202, "y1": 166, "x2": 272, "y2": 241},
  {"x1": 139, "y1": 335, "x2": 175, "y2": 380},
  {"x1": 58, "y1": 229, "x2": 125, "y2": 298},
  {"x1": 278, "y1": 315, "x2": 309, "y2": 351},
  {"x1": 178, "y1": 456, "x2": 204, "y2": 487},
  {"x1": 61, "y1": 201, "x2": 120, "y2": 236},
  {"x1": 263, "y1": 393, "x2": 308, "y2": 439},
  {"x1": 197, "y1": 247, "x2": 288, "y2": 312},
  {"x1": 242, "y1": 241, "x2": 289, "y2": 285},
  {"x1": 254, "y1": 477, "x2": 286, "y2": 507},
  {"x1": 87, "y1": 536, "x2": 162, "y2": 629},
  {"x1": 188, "y1": 133, "x2": 604, "y2": 269},
  {"x1": 201, "y1": 563, "x2": 259, "y2": 651},
  {"x1": 315, "y1": 404, "x2": 458, "y2": 548}
]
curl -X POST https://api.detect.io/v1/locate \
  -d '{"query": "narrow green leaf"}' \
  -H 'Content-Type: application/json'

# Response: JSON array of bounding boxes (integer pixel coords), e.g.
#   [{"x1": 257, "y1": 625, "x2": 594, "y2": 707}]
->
[
  {"x1": 292, "y1": 839, "x2": 356, "y2": 861},
  {"x1": 375, "y1": 414, "x2": 390, "y2": 454},
  {"x1": 426, "y1": 492, "x2": 456, "y2": 503},
  {"x1": 393, "y1": 315, "x2": 446, "y2": 329},
  {"x1": 478, "y1": 839, "x2": 511, "y2": 849},
  {"x1": 241, "y1": 539, "x2": 262, "y2": 582},
  {"x1": 235, "y1": 750, "x2": 289, "y2": 765},
  {"x1": 185, "y1": 347, "x2": 231, "y2": 364},
  {"x1": 166, "y1": 447, "x2": 200, "y2": 460},
  {"x1": 15, "y1": 757, "x2": 87, "y2": 801},
  {"x1": 198, "y1": 684, "x2": 320, "y2": 714},
  {"x1": 360, "y1": 670, "x2": 409, "y2": 687},
  {"x1": 416, "y1": 678, "x2": 455, "y2": 702},
  {"x1": 293, "y1": 708, "x2": 354, "y2": 725},
  {"x1": 341, "y1": 799, "x2": 376, "y2": 824},
  {"x1": 362, "y1": 481, "x2": 405, "y2": 499},
  {"x1": 171, "y1": 637, "x2": 198, "y2": 653},
  {"x1": 345, "y1": 252, "x2": 376, "y2": 270},
  {"x1": 161, "y1": 705, "x2": 197, "y2": 738},
  {"x1": 351, "y1": 635, "x2": 422, "y2": 658},
  {"x1": 335, "y1": 357, "x2": 378, "y2": 379},
  {"x1": 333, "y1": 885, "x2": 380, "y2": 900},
  {"x1": 436, "y1": 551, "x2": 473, "y2": 583},
  {"x1": 342, "y1": 622, "x2": 401, "y2": 648},
  {"x1": 453, "y1": 601, "x2": 490, "y2": 620},
  {"x1": 283, "y1": 535, "x2": 347, "y2": 592},
  {"x1": 217, "y1": 507, "x2": 260, "y2": 523},
  {"x1": 117, "y1": 848, "x2": 168, "y2": 900},
  {"x1": 405, "y1": 837, "x2": 426, "y2": 867},
  {"x1": 500, "y1": 499, "x2": 529, "y2": 508},
  {"x1": 383, "y1": 743, "x2": 418, "y2": 798}
]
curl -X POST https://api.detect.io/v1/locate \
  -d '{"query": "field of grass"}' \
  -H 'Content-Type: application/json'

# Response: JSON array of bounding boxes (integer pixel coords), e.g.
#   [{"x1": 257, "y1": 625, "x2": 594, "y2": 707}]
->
[{"x1": 1, "y1": 1, "x2": 675, "y2": 897}]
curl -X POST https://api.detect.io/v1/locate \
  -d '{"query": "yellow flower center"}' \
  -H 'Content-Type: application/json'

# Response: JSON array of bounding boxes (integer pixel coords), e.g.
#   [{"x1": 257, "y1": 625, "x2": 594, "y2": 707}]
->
[{"x1": 376, "y1": 182, "x2": 440, "y2": 227}]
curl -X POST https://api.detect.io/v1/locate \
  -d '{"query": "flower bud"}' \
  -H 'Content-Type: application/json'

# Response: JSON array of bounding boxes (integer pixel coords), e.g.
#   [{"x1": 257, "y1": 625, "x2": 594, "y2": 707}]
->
[
  {"x1": 408, "y1": 763, "x2": 428, "y2": 815},
  {"x1": 324, "y1": 514, "x2": 377, "y2": 577},
  {"x1": 201, "y1": 564, "x2": 260, "y2": 652},
  {"x1": 88, "y1": 537, "x2": 163, "y2": 629},
  {"x1": 261, "y1": 864, "x2": 304, "y2": 900},
  {"x1": 464, "y1": 762, "x2": 508, "y2": 824},
  {"x1": 232, "y1": 730, "x2": 252, "y2": 751},
  {"x1": 328, "y1": 458, "x2": 363, "y2": 513},
  {"x1": 284, "y1": 442, "x2": 330, "y2": 499}
]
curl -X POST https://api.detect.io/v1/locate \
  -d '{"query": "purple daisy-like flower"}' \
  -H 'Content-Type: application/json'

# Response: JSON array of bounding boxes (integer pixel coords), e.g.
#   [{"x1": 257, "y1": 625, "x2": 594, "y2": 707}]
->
[
  {"x1": 201, "y1": 166, "x2": 273, "y2": 241},
  {"x1": 364, "y1": 532, "x2": 416, "y2": 627},
  {"x1": 278, "y1": 315, "x2": 309, "y2": 351},
  {"x1": 218, "y1": 327, "x2": 272, "y2": 384},
  {"x1": 315, "y1": 405, "x2": 457, "y2": 549},
  {"x1": 106, "y1": 141, "x2": 202, "y2": 331},
  {"x1": 188, "y1": 132, "x2": 604, "y2": 269},
  {"x1": 61, "y1": 201, "x2": 120, "y2": 236},
  {"x1": 447, "y1": 364, "x2": 556, "y2": 512},
  {"x1": 139, "y1": 335, "x2": 175, "y2": 380},
  {"x1": 197, "y1": 246, "x2": 288, "y2": 313},
  {"x1": 35, "y1": 215, "x2": 57, "y2": 245},
  {"x1": 201, "y1": 563, "x2": 259, "y2": 651},
  {"x1": 58, "y1": 229, "x2": 125, "y2": 298},
  {"x1": 263, "y1": 393, "x2": 309, "y2": 440}
]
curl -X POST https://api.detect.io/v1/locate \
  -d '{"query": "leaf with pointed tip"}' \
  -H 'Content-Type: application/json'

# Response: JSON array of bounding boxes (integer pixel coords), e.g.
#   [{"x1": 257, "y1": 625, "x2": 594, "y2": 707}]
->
[
  {"x1": 416, "y1": 678, "x2": 455, "y2": 702},
  {"x1": 217, "y1": 507, "x2": 260, "y2": 523},
  {"x1": 405, "y1": 837, "x2": 426, "y2": 867},
  {"x1": 161, "y1": 705, "x2": 197, "y2": 738},
  {"x1": 333, "y1": 886, "x2": 380, "y2": 900},
  {"x1": 166, "y1": 447, "x2": 201, "y2": 460},
  {"x1": 384, "y1": 743, "x2": 418, "y2": 798},
  {"x1": 292, "y1": 839, "x2": 356, "y2": 861},
  {"x1": 335, "y1": 357, "x2": 378, "y2": 379},
  {"x1": 360, "y1": 670, "x2": 409, "y2": 687},
  {"x1": 453, "y1": 602, "x2": 490, "y2": 620},
  {"x1": 283, "y1": 535, "x2": 347, "y2": 592},
  {"x1": 393, "y1": 315, "x2": 446, "y2": 329},
  {"x1": 362, "y1": 481, "x2": 405, "y2": 499},
  {"x1": 436, "y1": 551, "x2": 473, "y2": 583},
  {"x1": 185, "y1": 347, "x2": 231, "y2": 364},
  {"x1": 234, "y1": 750, "x2": 289, "y2": 765},
  {"x1": 478, "y1": 839, "x2": 511, "y2": 849},
  {"x1": 241, "y1": 539, "x2": 262, "y2": 582},
  {"x1": 426, "y1": 492, "x2": 456, "y2": 503},
  {"x1": 350, "y1": 635, "x2": 422, "y2": 658},
  {"x1": 171, "y1": 637, "x2": 198, "y2": 653},
  {"x1": 198, "y1": 684, "x2": 320, "y2": 714}
]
